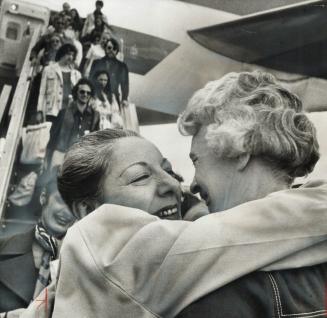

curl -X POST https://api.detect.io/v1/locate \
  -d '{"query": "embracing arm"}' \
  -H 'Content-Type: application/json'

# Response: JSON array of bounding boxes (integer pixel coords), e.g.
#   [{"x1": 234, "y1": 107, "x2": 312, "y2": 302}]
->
[{"x1": 53, "y1": 180, "x2": 327, "y2": 318}]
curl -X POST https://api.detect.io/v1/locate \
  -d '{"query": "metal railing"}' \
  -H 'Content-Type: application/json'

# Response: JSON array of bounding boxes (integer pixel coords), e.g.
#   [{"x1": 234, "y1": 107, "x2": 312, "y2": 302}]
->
[
  {"x1": 0, "y1": 84, "x2": 12, "y2": 124},
  {"x1": 0, "y1": 25, "x2": 41, "y2": 221}
]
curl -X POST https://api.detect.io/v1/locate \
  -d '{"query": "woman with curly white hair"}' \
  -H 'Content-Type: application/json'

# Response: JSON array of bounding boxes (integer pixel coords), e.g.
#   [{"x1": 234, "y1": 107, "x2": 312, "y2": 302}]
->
[
  {"x1": 177, "y1": 70, "x2": 326, "y2": 317},
  {"x1": 178, "y1": 71, "x2": 318, "y2": 212}
]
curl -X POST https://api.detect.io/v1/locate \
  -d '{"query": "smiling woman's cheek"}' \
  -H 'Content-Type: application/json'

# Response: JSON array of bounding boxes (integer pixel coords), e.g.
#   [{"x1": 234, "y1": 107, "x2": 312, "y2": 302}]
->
[{"x1": 104, "y1": 183, "x2": 156, "y2": 213}]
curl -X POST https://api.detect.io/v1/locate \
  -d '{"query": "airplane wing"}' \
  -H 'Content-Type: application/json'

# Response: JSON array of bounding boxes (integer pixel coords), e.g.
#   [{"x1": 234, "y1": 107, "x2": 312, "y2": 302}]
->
[
  {"x1": 176, "y1": 0, "x2": 307, "y2": 15},
  {"x1": 188, "y1": 0, "x2": 327, "y2": 79}
]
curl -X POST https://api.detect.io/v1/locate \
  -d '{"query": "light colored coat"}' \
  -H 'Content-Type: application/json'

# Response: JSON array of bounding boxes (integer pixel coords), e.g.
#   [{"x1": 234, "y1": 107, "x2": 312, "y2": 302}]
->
[
  {"x1": 37, "y1": 63, "x2": 81, "y2": 118},
  {"x1": 81, "y1": 13, "x2": 109, "y2": 38},
  {"x1": 49, "y1": 180, "x2": 327, "y2": 318}
]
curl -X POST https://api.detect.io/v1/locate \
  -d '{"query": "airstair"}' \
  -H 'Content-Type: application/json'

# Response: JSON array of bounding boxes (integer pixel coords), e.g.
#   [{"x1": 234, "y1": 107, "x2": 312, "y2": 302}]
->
[{"x1": 0, "y1": 0, "x2": 140, "y2": 235}]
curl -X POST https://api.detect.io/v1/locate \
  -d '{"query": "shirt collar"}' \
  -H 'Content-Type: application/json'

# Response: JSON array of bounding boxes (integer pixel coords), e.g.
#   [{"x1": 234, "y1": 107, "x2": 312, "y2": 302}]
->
[{"x1": 71, "y1": 101, "x2": 93, "y2": 115}]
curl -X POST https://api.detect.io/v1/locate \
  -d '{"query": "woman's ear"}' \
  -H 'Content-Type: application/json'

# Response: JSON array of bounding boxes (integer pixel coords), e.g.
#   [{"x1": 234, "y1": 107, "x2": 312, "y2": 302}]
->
[
  {"x1": 237, "y1": 153, "x2": 251, "y2": 171},
  {"x1": 39, "y1": 191, "x2": 47, "y2": 207},
  {"x1": 72, "y1": 200, "x2": 98, "y2": 220}
]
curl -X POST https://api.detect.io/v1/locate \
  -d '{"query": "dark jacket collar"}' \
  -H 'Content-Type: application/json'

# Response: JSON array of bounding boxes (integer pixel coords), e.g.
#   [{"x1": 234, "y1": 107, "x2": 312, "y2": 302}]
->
[
  {"x1": 70, "y1": 101, "x2": 93, "y2": 115},
  {"x1": 0, "y1": 228, "x2": 37, "y2": 303},
  {"x1": 104, "y1": 55, "x2": 117, "y2": 62},
  {"x1": 0, "y1": 227, "x2": 34, "y2": 256}
]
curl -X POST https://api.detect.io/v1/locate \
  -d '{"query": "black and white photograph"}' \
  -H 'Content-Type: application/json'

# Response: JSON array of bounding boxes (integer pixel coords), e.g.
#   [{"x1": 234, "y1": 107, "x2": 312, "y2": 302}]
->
[{"x1": 0, "y1": 0, "x2": 326, "y2": 317}]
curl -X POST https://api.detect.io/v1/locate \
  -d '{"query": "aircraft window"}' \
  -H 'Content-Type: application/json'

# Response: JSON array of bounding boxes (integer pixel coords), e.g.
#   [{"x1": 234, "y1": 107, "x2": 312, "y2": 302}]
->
[{"x1": 6, "y1": 22, "x2": 20, "y2": 40}]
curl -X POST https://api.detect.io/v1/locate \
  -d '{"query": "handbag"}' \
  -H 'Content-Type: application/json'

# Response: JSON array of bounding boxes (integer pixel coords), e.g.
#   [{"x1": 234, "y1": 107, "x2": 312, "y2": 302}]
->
[
  {"x1": 8, "y1": 171, "x2": 38, "y2": 206},
  {"x1": 20, "y1": 122, "x2": 52, "y2": 165},
  {"x1": 120, "y1": 102, "x2": 139, "y2": 132}
]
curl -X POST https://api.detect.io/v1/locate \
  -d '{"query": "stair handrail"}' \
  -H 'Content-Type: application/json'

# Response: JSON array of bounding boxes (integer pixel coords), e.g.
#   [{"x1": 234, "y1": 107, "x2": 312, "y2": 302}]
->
[{"x1": 0, "y1": 25, "x2": 42, "y2": 221}]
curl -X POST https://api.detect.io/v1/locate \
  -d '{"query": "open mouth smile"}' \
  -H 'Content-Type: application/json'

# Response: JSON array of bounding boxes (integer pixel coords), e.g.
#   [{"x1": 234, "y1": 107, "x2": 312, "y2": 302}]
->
[
  {"x1": 55, "y1": 213, "x2": 73, "y2": 226},
  {"x1": 155, "y1": 205, "x2": 178, "y2": 218}
]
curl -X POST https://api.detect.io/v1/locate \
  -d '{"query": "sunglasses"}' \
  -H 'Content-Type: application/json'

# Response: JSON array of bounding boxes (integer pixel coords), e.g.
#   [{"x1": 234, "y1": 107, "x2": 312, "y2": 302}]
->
[
  {"x1": 106, "y1": 45, "x2": 114, "y2": 50},
  {"x1": 78, "y1": 90, "x2": 91, "y2": 95}
]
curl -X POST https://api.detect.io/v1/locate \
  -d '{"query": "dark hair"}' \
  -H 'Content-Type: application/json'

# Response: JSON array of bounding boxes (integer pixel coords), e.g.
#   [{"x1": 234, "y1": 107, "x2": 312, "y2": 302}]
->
[
  {"x1": 95, "y1": 0, "x2": 104, "y2": 7},
  {"x1": 37, "y1": 167, "x2": 60, "y2": 198},
  {"x1": 92, "y1": 15, "x2": 105, "y2": 33},
  {"x1": 70, "y1": 9, "x2": 83, "y2": 32},
  {"x1": 107, "y1": 38, "x2": 120, "y2": 52},
  {"x1": 89, "y1": 30, "x2": 102, "y2": 44},
  {"x1": 55, "y1": 43, "x2": 77, "y2": 62},
  {"x1": 72, "y1": 78, "x2": 95, "y2": 100},
  {"x1": 70, "y1": 8, "x2": 79, "y2": 17},
  {"x1": 94, "y1": 70, "x2": 113, "y2": 103},
  {"x1": 58, "y1": 129, "x2": 140, "y2": 211},
  {"x1": 53, "y1": 14, "x2": 64, "y2": 24}
]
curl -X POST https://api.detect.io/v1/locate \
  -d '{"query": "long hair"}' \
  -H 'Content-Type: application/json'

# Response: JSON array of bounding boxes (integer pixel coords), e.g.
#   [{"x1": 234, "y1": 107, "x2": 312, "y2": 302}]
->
[
  {"x1": 70, "y1": 8, "x2": 82, "y2": 31},
  {"x1": 72, "y1": 78, "x2": 95, "y2": 101},
  {"x1": 94, "y1": 70, "x2": 113, "y2": 104}
]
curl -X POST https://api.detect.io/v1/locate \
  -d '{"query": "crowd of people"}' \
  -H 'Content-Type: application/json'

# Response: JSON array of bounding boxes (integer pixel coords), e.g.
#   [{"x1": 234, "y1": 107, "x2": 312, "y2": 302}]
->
[
  {"x1": 28, "y1": 0, "x2": 132, "y2": 170},
  {"x1": 0, "y1": 2, "x2": 326, "y2": 317}
]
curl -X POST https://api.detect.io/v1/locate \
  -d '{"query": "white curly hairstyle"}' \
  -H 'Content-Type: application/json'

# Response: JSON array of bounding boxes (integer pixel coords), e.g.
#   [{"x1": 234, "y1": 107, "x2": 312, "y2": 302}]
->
[{"x1": 178, "y1": 71, "x2": 319, "y2": 181}]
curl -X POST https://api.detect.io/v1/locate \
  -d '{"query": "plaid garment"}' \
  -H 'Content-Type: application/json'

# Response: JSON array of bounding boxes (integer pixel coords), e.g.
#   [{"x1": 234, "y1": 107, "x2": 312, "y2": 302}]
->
[{"x1": 33, "y1": 223, "x2": 58, "y2": 299}]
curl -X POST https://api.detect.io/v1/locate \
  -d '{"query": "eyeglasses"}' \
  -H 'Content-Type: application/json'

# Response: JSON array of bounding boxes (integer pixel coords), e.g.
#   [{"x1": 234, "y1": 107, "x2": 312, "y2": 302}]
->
[
  {"x1": 51, "y1": 39, "x2": 61, "y2": 43},
  {"x1": 106, "y1": 45, "x2": 114, "y2": 50},
  {"x1": 78, "y1": 90, "x2": 91, "y2": 95}
]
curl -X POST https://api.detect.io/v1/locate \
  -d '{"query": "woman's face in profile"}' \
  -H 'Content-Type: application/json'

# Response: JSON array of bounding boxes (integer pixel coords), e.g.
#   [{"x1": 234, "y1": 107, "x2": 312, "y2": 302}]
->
[{"x1": 102, "y1": 137, "x2": 182, "y2": 220}]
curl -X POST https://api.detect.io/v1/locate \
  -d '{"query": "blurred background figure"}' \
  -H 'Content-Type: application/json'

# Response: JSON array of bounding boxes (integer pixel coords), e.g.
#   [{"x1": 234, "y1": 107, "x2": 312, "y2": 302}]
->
[
  {"x1": 90, "y1": 38, "x2": 129, "y2": 108},
  {"x1": 37, "y1": 43, "x2": 81, "y2": 122},
  {"x1": 83, "y1": 31, "x2": 111, "y2": 77},
  {"x1": 60, "y1": 2, "x2": 71, "y2": 16},
  {"x1": 29, "y1": 15, "x2": 67, "y2": 65},
  {"x1": 81, "y1": 0, "x2": 111, "y2": 38},
  {"x1": 70, "y1": 8, "x2": 83, "y2": 39},
  {"x1": 63, "y1": 29, "x2": 83, "y2": 69},
  {"x1": 39, "y1": 32, "x2": 63, "y2": 68},
  {"x1": 92, "y1": 70, "x2": 123, "y2": 129},
  {"x1": 0, "y1": 169, "x2": 75, "y2": 314},
  {"x1": 45, "y1": 78, "x2": 99, "y2": 169}
]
